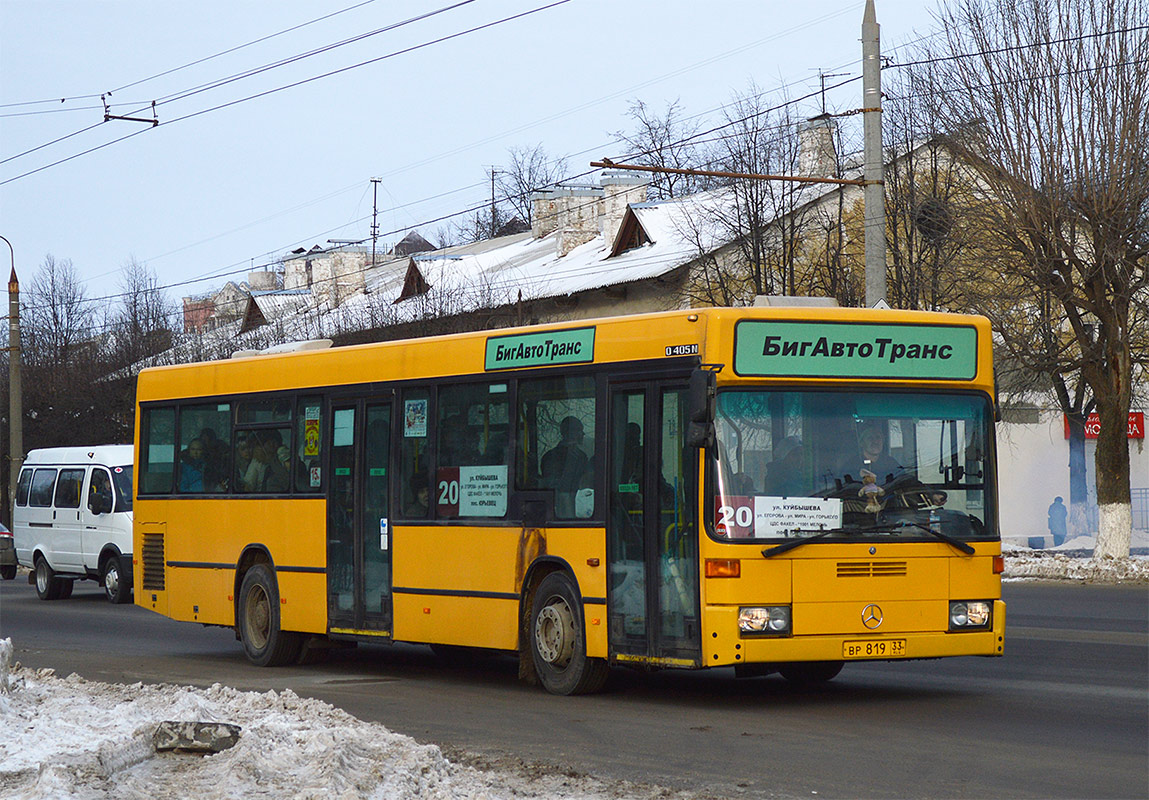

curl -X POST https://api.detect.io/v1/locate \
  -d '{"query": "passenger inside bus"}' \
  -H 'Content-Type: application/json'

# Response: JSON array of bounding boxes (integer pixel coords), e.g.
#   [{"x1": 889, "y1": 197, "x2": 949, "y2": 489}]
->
[
  {"x1": 405, "y1": 472, "x2": 430, "y2": 517},
  {"x1": 765, "y1": 437, "x2": 805, "y2": 496},
  {"x1": 178, "y1": 439, "x2": 207, "y2": 492},
  {"x1": 541, "y1": 416, "x2": 589, "y2": 518}
]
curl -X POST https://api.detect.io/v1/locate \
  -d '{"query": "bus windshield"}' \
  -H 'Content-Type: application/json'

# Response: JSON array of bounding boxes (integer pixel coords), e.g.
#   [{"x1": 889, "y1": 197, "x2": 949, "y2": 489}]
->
[{"x1": 712, "y1": 389, "x2": 995, "y2": 542}]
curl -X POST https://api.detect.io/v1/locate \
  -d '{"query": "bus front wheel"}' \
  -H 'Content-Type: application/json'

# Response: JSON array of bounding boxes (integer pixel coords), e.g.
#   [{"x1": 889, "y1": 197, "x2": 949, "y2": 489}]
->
[
  {"x1": 238, "y1": 564, "x2": 301, "y2": 667},
  {"x1": 779, "y1": 661, "x2": 844, "y2": 685},
  {"x1": 528, "y1": 571, "x2": 609, "y2": 695}
]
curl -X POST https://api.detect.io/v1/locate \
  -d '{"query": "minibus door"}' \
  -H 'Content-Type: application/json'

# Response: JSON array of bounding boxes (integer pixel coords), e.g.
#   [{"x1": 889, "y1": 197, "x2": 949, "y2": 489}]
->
[
  {"x1": 327, "y1": 400, "x2": 393, "y2": 634},
  {"x1": 607, "y1": 382, "x2": 700, "y2": 666}
]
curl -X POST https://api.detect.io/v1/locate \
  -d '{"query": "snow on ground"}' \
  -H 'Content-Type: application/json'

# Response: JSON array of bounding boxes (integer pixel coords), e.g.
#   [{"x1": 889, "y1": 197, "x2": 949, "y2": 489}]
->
[
  {"x1": 1002, "y1": 529, "x2": 1149, "y2": 584},
  {"x1": 0, "y1": 638, "x2": 688, "y2": 800},
  {"x1": 1, "y1": 547, "x2": 1146, "y2": 800}
]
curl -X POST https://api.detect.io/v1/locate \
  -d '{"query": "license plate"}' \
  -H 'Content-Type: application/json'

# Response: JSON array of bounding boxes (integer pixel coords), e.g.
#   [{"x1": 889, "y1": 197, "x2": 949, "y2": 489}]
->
[{"x1": 843, "y1": 639, "x2": 906, "y2": 659}]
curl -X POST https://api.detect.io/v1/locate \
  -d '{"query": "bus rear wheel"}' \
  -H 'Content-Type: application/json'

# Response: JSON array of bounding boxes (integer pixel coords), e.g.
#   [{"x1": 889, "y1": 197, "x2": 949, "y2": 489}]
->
[
  {"x1": 779, "y1": 661, "x2": 844, "y2": 685},
  {"x1": 238, "y1": 564, "x2": 301, "y2": 666},
  {"x1": 529, "y1": 571, "x2": 608, "y2": 695}
]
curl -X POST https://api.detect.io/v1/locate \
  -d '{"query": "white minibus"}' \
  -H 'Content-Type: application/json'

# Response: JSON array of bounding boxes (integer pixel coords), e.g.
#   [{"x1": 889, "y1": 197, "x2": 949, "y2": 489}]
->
[{"x1": 12, "y1": 445, "x2": 134, "y2": 603}]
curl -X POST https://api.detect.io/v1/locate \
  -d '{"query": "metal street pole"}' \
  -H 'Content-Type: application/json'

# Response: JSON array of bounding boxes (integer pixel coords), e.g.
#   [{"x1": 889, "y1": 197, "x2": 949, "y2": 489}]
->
[
  {"x1": 370, "y1": 177, "x2": 381, "y2": 267},
  {"x1": 1, "y1": 236, "x2": 21, "y2": 523},
  {"x1": 862, "y1": 0, "x2": 888, "y2": 307}
]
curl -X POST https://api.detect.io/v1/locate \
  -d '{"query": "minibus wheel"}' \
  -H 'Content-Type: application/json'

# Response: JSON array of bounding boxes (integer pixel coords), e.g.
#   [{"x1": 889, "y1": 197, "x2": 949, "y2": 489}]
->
[
  {"x1": 238, "y1": 564, "x2": 301, "y2": 667},
  {"x1": 33, "y1": 555, "x2": 63, "y2": 601},
  {"x1": 528, "y1": 571, "x2": 609, "y2": 695},
  {"x1": 0, "y1": 564, "x2": 15, "y2": 580},
  {"x1": 101, "y1": 557, "x2": 131, "y2": 605}
]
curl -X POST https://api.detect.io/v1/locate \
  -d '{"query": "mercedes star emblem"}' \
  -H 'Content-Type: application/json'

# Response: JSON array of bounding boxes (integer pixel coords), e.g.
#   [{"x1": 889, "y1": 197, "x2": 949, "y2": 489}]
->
[{"x1": 861, "y1": 603, "x2": 884, "y2": 629}]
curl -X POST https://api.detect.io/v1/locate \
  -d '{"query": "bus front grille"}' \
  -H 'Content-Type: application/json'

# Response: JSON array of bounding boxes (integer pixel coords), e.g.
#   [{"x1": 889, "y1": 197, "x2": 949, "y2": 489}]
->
[
  {"x1": 837, "y1": 561, "x2": 908, "y2": 578},
  {"x1": 141, "y1": 534, "x2": 165, "y2": 590}
]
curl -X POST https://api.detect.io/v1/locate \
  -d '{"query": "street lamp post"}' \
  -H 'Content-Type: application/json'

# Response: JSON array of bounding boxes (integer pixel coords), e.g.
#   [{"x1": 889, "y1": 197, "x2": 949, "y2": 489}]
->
[{"x1": 0, "y1": 235, "x2": 20, "y2": 524}]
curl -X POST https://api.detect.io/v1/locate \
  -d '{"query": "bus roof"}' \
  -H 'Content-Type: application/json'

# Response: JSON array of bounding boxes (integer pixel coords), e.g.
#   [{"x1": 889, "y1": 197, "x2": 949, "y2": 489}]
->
[{"x1": 136, "y1": 306, "x2": 995, "y2": 401}]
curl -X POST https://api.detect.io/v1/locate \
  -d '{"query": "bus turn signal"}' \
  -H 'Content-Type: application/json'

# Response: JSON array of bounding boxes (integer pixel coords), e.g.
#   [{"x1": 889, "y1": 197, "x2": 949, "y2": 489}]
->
[{"x1": 705, "y1": 559, "x2": 741, "y2": 578}]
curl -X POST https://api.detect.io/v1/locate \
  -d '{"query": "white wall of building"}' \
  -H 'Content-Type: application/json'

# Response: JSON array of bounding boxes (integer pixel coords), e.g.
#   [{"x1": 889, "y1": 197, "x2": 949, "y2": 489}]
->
[{"x1": 996, "y1": 409, "x2": 1148, "y2": 545}]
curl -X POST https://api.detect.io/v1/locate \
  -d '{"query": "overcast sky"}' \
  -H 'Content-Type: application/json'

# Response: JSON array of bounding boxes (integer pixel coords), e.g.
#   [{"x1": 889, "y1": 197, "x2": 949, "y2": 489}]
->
[{"x1": 0, "y1": 0, "x2": 939, "y2": 305}]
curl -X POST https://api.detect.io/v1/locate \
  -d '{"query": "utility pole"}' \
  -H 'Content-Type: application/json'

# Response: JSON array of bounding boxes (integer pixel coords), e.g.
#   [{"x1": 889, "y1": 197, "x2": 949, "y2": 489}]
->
[
  {"x1": 370, "y1": 177, "x2": 381, "y2": 267},
  {"x1": 488, "y1": 168, "x2": 502, "y2": 238},
  {"x1": 1, "y1": 236, "x2": 21, "y2": 524},
  {"x1": 862, "y1": 0, "x2": 888, "y2": 307}
]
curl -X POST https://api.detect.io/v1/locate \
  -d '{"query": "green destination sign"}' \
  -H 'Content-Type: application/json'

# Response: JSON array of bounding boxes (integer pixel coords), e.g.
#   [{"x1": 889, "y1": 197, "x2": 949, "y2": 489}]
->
[
  {"x1": 485, "y1": 327, "x2": 595, "y2": 371},
  {"x1": 733, "y1": 320, "x2": 978, "y2": 380}
]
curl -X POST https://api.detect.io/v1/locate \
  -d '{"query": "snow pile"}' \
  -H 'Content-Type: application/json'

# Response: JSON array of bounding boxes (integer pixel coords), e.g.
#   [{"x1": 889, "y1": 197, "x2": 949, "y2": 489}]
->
[
  {"x1": 0, "y1": 642, "x2": 674, "y2": 800},
  {"x1": 1003, "y1": 547, "x2": 1149, "y2": 583},
  {"x1": 1002, "y1": 531, "x2": 1149, "y2": 584}
]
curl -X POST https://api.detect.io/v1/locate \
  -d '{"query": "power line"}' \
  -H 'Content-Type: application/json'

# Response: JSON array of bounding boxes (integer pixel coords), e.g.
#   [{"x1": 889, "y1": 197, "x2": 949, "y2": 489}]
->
[
  {"x1": 0, "y1": 0, "x2": 571, "y2": 187},
  {"x1": 0, "y1": 0, "x2": 381, "y2": 110}
]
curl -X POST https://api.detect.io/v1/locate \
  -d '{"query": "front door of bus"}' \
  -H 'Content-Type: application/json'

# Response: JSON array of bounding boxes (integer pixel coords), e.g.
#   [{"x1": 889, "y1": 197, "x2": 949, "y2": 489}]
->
[
  {"x1": 607, "y1": 382, "x2": 700, "y2": 666},
  {"x1": 328, "y1": 400, "x2": 392, "y2": 634}
]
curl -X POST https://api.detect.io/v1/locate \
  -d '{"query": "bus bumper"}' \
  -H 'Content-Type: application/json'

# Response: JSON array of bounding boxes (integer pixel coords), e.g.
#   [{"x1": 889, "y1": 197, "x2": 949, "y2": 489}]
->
[{"x1": 705, "y1": 599, "x2": 1006, "y2": 667}]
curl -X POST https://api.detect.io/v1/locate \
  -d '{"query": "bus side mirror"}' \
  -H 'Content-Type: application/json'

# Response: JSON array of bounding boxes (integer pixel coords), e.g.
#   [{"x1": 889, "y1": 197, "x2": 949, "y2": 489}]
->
[{"x1": 687, "y1": 368, "x2": 718, "y2": 449}]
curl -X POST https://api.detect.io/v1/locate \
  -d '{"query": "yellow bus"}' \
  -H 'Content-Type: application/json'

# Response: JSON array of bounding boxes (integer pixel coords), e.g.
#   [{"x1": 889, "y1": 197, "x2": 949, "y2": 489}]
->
[{"x1": 133, "y1": 305, "x2": 1004, "y2": 694}]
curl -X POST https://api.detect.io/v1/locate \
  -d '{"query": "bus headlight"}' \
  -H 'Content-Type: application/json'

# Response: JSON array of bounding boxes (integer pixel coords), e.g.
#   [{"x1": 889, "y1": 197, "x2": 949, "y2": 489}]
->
[
  {"x1": 739, "y1": 606, "x2": 791, "y2": 635},
  {"x1": 949, "y1": 601, "x2": 992, "y2": 630}
]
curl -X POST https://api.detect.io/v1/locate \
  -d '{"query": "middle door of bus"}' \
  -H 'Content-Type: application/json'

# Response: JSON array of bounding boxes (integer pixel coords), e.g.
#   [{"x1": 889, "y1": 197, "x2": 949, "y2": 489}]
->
[
  {"x1": 607, "y1": 380, "x2": 701, "y2": 666},
  {"x1": 327, "y1": 399, "x2": 392, "y2": 634}
]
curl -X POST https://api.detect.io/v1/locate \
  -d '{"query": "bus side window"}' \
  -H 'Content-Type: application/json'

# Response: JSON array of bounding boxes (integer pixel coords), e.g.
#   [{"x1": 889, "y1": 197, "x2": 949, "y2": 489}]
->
[
  {"x1": 15, "y1": 468, "x2": 32, "y2": 506},
  {"x1": 294, "y1": 397, "x2": 323, "y2": 493},
  {"x1": 399, "y1": 389, "x2": 430, "y2": 518},
  {"x1": 53, "y1": 469, "x2": 85, "y2": 509},
  {"x1": 29, "y1": 469, "x2": 57, "y2": 508},
  {"x1": 140, "y1": 406, "x2": 177, "y2": 495},
  {"x1": 518, "y1": 375, "x2": 596, "y2": 520},
  {"x1": 435, "y1": 383, "x2": 510, "y2": 520}
]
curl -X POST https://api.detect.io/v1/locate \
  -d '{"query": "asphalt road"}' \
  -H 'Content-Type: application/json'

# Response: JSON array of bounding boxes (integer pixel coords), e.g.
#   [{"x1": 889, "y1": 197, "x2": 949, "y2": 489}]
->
[{"x1": 1, "y1": 576, "x2": 1145, "y2": 799}]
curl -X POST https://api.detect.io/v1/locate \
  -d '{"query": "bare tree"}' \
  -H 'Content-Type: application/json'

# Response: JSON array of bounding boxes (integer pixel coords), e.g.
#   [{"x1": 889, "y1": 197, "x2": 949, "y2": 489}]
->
[
  {"x1": 497, "y1": 143, "x2": 568, "y2": 225},
  {"x1": 24, "y1": 254, "x2": 93, "y2": 371},
  {"x1": 111, "y1": 257, "x2": 175, "y2": 368},
  {"x1": 21, "y1": 255, "x2": 128, "y2": 446},
  {"x1": 682, "y1": 83, "x2": 823, "y2": 306},
  {"x1": 919, "y1": 0, "x2": 1149, "y2": 557},
  {"x1": 614, "y1": 99, "x2": 707, "y2": 200},
  {"x1": 881, "y1": 64, "x2": 989, "y2": 313}
]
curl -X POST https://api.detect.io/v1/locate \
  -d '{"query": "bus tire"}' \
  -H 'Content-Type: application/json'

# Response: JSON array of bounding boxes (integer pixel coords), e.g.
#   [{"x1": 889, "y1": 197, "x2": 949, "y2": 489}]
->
[
  {"x1": 1, "y1": 564, "x2": 15, "y2": 580},
  {"x1": 238, "y1": 564, "x2": 301, "y2": 667},
  {"x1": 529, "y1": 571, "x2": 609, "y2": 695},
  {"x1": 779, "y1": 661, "x2": 844, "y2": 685},
  {"x1": 101, "y1": 556, "x2": 131, "y2": 604},
  {"x1": 34, "y1": 555, "x2": 63, "y2": 600}
]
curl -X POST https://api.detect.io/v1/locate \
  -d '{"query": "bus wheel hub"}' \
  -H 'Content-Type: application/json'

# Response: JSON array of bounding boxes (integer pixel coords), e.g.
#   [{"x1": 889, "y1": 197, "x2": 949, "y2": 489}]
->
[{"x1": 535, "y1": 601, "x2": 575, "y2": 666}]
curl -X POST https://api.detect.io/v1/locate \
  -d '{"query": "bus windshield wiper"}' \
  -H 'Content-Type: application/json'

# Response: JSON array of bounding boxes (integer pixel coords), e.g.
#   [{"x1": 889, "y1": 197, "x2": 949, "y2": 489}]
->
[
  {"x1": 761, "y1": 524, "x2": 899, "y2": 558},
  {"x1": 895, "y1": 521, "x2": 976, "y2": 554}
]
